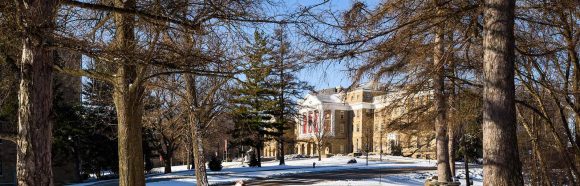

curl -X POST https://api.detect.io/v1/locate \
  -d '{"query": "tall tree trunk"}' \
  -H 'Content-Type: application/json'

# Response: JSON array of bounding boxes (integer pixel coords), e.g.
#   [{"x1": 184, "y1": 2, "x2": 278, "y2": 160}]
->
[
  {"x1": 113, "y1": 85, "x2": 145, "y2": 186},
  {"x1": 433, "y1": 0, "x2": 450, "y2": 182},
  {"x1": 482, "y1": 0, "x2": 524, "y2": 185},
  {"x1": 186, "y1": 146, "x2": 191, "y2": 170},
  {"x1": 16, "y1": 0, "x2": 59, "y2": 185},
  {"x1": 191, "y1": 123, "x2": 208, "y2": 185},
  {"x1": 464, "y1": 140, "x2": 470, "y2": 186},
  {"x1": 279, "y1": 138, "x2": 285, "y2": 165},
  {"x1": 318, "y1": 144, "x2": 322, "y2": 161},
  {"x1": 189, "y1": 138, "x2": 195, "y2": 170},
  {"x1": 448, "y1": 125, "x2": 456, "y2": 178},
  {"x1": 448, "y1": 57, "x2": 458, "y2": 179},
  {"x1": 256, "y1": 142, "x2": 263, "y2": 167},
  {"x1": 112, "y1": 0, "x2": 146, "y2": 185},
  {"x1": 163, "y1": 154, "x2": 172, "y2": 174},
  {"x1": 185, "y1": 75, "x2": 209, "y2": 186},
  {"x1": 277, "y1": 35, "x2": 286, "y2": 166}
]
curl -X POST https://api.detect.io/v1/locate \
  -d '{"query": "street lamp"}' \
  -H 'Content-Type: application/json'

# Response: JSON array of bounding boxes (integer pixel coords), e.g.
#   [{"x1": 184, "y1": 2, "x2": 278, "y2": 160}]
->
[{"x1": 365, "y1": 135, "x2": 370, "y2": 166}]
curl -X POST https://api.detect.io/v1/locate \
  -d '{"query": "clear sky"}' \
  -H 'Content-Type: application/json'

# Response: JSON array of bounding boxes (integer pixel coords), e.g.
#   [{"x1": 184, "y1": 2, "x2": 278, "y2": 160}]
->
[
  {"x1": 283, "y1": 0, "x2": 354, "y2": 90},
  {"x1": 280, "y1": 0, "x2": 380, "y2": 90}
]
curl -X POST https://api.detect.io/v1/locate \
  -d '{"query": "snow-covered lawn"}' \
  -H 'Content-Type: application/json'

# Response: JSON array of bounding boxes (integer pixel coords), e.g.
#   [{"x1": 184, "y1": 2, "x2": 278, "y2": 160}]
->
[
  {"x1": 70, "y1": 155, "x2": 483, "y2": 186},
  {"x1": 146, "y1": 155, "x2": 435, "y2": 186},
  {"x1": 308, "y1": 168, "x2": 483, "y2": 186}
]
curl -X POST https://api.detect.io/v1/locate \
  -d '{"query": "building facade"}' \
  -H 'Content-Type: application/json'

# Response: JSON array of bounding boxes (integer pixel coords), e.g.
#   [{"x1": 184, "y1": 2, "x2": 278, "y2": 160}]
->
[{"x1": 289, "y1": 83, "x2": 436, "y2": 159}]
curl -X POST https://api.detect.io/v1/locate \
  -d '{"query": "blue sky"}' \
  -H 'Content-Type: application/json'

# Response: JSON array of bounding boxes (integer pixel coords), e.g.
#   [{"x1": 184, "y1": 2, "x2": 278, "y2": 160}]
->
[
  {"x1": 80, "y1": 0, "x2": 375, "y2": 92},
  {"x1": 280, "y1": 0, "x2": 380, "y2": 90},
  {"x1": 283, "y1": 0, "x2": 354, "y2": 90}
]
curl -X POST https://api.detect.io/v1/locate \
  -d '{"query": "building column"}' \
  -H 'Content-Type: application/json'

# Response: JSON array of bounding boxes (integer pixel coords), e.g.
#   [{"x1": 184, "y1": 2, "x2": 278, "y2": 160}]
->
[
  {"x1": 308, "y1": 111, "x2": 312, "y2": 134},
  {"x1": 331, "y1": 109, "x2": 335, "y2": 135}
]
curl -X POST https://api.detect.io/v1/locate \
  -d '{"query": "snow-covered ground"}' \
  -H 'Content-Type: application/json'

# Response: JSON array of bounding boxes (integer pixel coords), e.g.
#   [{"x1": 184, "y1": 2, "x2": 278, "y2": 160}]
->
[
  {"x1": 147, "y1": 155, "x2": 431, "y2": 185},
  {"x1": 71, "y1": 155, "x2": 483, "y2": 186},
  {"x1": 308, "y1": 168, "x2": 483, "y2": 186}
]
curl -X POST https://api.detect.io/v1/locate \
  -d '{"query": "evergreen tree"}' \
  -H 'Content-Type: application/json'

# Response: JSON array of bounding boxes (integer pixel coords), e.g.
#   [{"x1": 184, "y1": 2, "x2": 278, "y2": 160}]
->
[
  {"x1": 229, "y1": 31, "x2": 278, "y2": 167},
  {"x1": 270, "y1": 26, "x2": 312, "y2": 165},
  {"x1": 72, "y1": 77, "x2": 120, "y2": 179},
  {"x1": 208, "y1": 156, "x2": 223, "y2": 171}
]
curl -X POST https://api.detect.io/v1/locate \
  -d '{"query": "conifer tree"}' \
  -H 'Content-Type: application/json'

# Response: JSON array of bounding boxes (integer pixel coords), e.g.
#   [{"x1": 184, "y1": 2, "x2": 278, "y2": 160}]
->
[
  {"x1": 229, "y1": 31, "x2": 278, "y2": 167},
  {"x1": 270, "y1": 26, "x2": 312, "y2": 165}
]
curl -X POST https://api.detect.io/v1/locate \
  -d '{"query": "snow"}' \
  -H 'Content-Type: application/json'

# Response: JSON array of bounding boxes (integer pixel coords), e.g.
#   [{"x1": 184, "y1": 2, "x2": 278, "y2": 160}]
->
[
  {"x1": 70, "y1": 155, "x2": 483, "y2": 186},
  {"x1": 307, "y1": 165, "x2": 484, "y2": 186},
  {"x1": 308, "y1": 171, "x2": 483, "y2": 186},
  {"x1": 146, "y1": 155, "x2": 436, "y2": 186}
]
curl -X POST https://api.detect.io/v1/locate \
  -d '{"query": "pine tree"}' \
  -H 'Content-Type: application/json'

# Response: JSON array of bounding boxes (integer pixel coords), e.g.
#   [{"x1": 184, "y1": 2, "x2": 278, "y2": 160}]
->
[
  {"x1": 270, "y1": 26, "x2": 312, "y2": 165},
  {"x1": 229, "y1": 31, "x2": 278, "y2": 168}
]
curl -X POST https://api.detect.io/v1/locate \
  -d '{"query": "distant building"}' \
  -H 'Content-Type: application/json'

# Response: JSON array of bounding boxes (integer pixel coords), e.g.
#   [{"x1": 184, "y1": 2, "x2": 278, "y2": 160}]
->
[{"x1": 264, "y1": 83, "x2": 436, "y2": 159}]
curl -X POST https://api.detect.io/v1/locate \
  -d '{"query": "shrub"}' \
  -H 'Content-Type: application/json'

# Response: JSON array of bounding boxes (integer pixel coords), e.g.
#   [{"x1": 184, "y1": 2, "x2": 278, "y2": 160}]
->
[
  {"x1": 347, "y1": 158, "x2": 357, "y2": 164},
  {"x1": 208, "y1": 156, "x2": 223, "y2": 171},
  {"x1": 248, "y1": 153, "x2": 260, "y2": 167},
  {"x1": 390, "y1": 141, "x2": 403, "y2": 156}
]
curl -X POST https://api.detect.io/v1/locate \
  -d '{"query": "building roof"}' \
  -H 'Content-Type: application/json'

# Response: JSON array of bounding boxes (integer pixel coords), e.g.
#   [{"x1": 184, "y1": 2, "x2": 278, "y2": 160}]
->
[{"x1": 314, "y1": 94, "x2": 344, "y2": 104}]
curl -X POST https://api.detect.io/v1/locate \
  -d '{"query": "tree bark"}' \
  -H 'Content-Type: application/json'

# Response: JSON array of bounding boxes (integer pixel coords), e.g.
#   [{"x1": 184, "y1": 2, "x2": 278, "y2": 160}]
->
[
  {"x1": 279, "y1": 138, "x2": 285, "y2": 165},
  {"x1": 464, "y1": 143, "x2": 470, "y2": 186},
  {"x1": 186, "y1": 146, "x2": 191, "y2": 170},
  {"x1": 163, "y1": 154, "x2": 172, "y2": 174},
  {"x1": 448, "y1": 125, "x2": 456, "y2": 178},
  {"x1": 113, "y1": 85, "x2": 145, "y2": 186},
  {"x1": 257, "y1": 143, "x2": 262, "y2": 167},
  {"x1": 448, "y1": 49, "x2": 458, "y2": 179},
  {"x1": 482, "y1": 0, "x2": 524, "y2": 185},
  {"x1": 433, "y1": 0, "x2": 450, "y2": 182},
  {"x1": 318, "y1": 144, "x2": 322, "y2": 161},
  {"x1": 185, "y1": 75, "x2": 209, "y2": 186},
  {"x1": 111, "y1": 0, "x2": 146, "y2": 185},
  {"x1": 191, "y1": 123, "x2": 208, "y2": 185},
  {"x1": 16, "y1": 0, "x2": 59, "y2": 185}
]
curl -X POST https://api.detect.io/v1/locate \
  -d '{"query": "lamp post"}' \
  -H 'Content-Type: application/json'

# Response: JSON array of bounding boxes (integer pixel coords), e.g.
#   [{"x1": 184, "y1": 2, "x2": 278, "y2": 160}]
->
[
  {"x1": 366, "y1": 135, "x2": 369, "y2": 166},
  {"x1": 379, "y1": 127, "x2": 383, "y2": 162},
  {"x1": 366, "y1": 143, "x2": 369, "y2": 166}
]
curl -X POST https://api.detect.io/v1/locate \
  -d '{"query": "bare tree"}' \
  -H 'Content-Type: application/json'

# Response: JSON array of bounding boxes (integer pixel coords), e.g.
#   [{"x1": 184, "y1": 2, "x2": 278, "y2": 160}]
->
[
  {"x1": 143, "y1": 78, "x2": 187, "y2": 174},
  {"x1": 51, "y1": 1, "x2": 276, "y2": 185},
  {"x1": 311, "y1": 111, "x2": 332, "y2": 161},
  {"x1": 184, "y1": 74, "x2": 229, "y2": 186}
]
